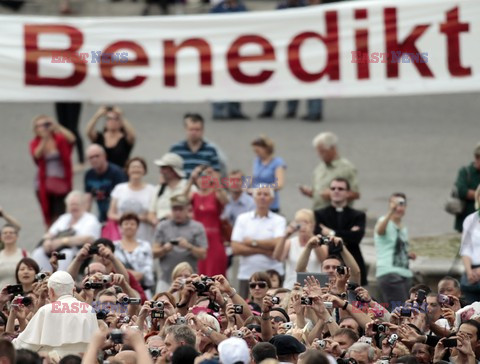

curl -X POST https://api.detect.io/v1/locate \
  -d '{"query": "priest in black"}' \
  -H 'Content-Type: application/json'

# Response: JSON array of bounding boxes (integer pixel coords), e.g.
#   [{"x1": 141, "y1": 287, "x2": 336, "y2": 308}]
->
[{"x1": 314, "y1": 177, "x2": 367, "y2": 285}]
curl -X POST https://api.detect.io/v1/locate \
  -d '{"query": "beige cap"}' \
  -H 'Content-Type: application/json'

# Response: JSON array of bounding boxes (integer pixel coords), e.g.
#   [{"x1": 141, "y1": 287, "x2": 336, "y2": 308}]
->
[
  {"x1": 154, "y1": 153, "x2": 185, "y2": 178},
  {"x1": 170, "y1": 194, "x2": 190, "y2": 207}
]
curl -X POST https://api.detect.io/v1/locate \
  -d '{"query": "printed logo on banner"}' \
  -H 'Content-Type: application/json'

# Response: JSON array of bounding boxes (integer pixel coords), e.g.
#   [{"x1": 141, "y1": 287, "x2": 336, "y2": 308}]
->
[
  {"x1": 51, "y1": 51, "x2": 129, "y2": 64},
  {"x1": 351, "y1": 51, "x2": 429, "y2": 64}
]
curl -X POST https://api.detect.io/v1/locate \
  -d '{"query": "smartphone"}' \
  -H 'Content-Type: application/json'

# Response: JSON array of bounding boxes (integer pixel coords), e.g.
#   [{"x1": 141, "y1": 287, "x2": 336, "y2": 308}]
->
[
  {"x1": 170, "y1": 240, "x2": 179, "y2": 246},
  {"x1": 400, "y1": 307, "x2": 412, "y2": 317},
  {"x1": 443, "y1": 338, "x2": 457, "y2": 348},
  {"x1": 416, "y1": 289, "x2": 426, "y2": 304}
]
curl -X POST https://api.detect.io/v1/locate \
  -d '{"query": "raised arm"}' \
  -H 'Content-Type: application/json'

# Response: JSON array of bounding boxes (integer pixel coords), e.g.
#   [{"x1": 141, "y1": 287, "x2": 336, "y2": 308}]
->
[
  {"x1": 296, "y1": 236, "x2": 320, "y2": 272},
  {"x1": 338, "y1": 241, "x2": 361, "y2": 284},
  {"x1": 375, "y1": 212, "x2": 393, "y2": 236},
  {"x1": 86, "y1": 106, "x2": 107, "y2": 142},
  {"x1": 115, "y1": 107, "x2": 136, "y2": 145},
  {"x1": 272, "y1": 223, "x2": 296, "y2": 261},
  {"x1": 0, "y1": 207, "x2": 22, "y2": 231},
  {"x1": 54, "y1": 123, "x2": 76, "y2": 144}
]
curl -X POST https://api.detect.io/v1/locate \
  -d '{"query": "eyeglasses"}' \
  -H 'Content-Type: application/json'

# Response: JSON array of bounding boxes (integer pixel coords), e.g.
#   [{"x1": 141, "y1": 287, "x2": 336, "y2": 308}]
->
[
  {"x1": 330, "y1": 187, "x2": 346, "y2": 191},
  {"x1": 88, "y1": 154, "x2": 101, "y2": 160},
  {"x1": 249, "y1": 281, "x2": 267, "y2": 289},
  {"x1": 271, "y1": 316, "x2": 286, "y2": 323}
]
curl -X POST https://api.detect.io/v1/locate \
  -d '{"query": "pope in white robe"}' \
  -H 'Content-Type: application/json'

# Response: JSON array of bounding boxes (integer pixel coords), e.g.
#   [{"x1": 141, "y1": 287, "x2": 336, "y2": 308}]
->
[{"x1": 12, "y1": 271, "x2": 99, "y2": 356}]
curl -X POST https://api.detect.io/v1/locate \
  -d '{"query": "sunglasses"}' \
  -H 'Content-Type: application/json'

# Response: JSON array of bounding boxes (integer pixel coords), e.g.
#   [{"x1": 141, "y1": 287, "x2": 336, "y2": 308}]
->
[
  {"x1": 249, "y1": 281, "x2": 268, "y2": 289},
  {"x1": 272, "y1": 316, "x2": 286, "y2": 323},
  {"x1": 330, "y1": 187, "x2": 346, "y2": 191},
  {"x1": 246, "y1": 324, "x2": 262, "y2": 333},
  {"x1": 36, "y1": 122, "x2": 52, "y2": 128}
]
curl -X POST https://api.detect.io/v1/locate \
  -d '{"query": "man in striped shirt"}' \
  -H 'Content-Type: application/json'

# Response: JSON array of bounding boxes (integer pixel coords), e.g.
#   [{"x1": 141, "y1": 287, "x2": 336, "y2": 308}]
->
[{"x1": 169, "y1": 113, "x2": 221, "y2": 178}]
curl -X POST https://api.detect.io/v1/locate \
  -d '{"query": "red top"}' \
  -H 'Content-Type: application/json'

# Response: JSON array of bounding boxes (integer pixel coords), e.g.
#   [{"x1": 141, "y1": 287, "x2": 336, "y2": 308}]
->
[{"x1": 29, "y1": 133, "x2": 73, "y2": 226}]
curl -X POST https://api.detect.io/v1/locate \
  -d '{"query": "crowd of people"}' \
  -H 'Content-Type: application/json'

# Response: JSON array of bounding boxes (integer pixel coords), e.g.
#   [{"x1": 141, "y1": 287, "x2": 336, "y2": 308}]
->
[{"x1": 1, "y1": 103, "x2": 480, "y2": 364}]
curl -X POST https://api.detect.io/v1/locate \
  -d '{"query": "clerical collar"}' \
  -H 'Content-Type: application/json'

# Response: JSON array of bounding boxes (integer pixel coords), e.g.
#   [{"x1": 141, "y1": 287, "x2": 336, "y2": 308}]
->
[{"x1": 335, "y1": 207, "x2": 344, "y2": 213}]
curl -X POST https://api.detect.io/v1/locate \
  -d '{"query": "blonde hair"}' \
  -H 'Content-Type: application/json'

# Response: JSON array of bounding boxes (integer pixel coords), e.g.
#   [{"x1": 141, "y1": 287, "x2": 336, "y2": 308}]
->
[
  {"x1": 294, "y1": 209, "x2": 314, "y2": 224},
  {"x1": 171, "y1": 262, "x2": 193, "y2": 281},
  {"x1": 31, "y1": 114, "x2": 54, "y2": 133}
]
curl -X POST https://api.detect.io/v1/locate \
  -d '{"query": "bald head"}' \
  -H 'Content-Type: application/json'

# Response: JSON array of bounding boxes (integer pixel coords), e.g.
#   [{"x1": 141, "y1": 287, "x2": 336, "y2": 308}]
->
[
  {"x1": 114, "y1": 350, "x2": 137, "y2": 364},
  {"x1": 87, "y1": 144, "x2": 107, "y2": 171}
]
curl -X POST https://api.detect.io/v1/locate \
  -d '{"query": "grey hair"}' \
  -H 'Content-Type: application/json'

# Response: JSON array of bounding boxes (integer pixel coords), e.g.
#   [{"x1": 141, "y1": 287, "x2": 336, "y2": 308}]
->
[
  {"x1": 348, "y1": 342, "x2": 375, "y2": 362},
  {"x1": 65, "y1": 190, "x2": 85, "y2": 205},
  {"x1": 312, "y1": 132, "x2": 338, "y2": 149},
  {"x1": 253, "y1": 187, "x2": 275, "y2": 198},
  {"x1": 48, "y1": 278, "x2": 74, "y2": 297},
  {"x1": 165, "y1": 325, "x2": 196, "y2": 347}
]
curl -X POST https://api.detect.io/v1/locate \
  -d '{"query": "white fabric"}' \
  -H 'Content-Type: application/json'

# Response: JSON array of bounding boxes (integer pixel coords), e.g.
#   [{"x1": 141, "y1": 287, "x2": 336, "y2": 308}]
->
[
  {"x1": 460, "y1": 212, "x2": 480, "y2": 265},
  {"x1": 111, "y1": 183, "x2": 156, "y2": 242},
  {"x1": 1, "y1": 0, "x2": 480, "y2": 102},
  {"x1": 0, "y1": 248, "x2": 25, "y2": 288},
  {"x1": 231, "y1": 211, "x2": 286, "y2": 280},
  {"x1": 49, "y1": 212, "x2": 101, "y2": 239},
  {"x1": 218, "y1": 337, "x2": 250, "y2": 364},
  {"x1": 49, "y1": 270, "x2": 74, "y2": 285},
  {"x1": 31, "y1": 212, "x2": 101, "y2": 271},
  {"x1": 283, "y1": 236, "x2": 322, "y2": 289},
  {"x1": 13, "y1": 295, "x2": 98, "y2": 356}
]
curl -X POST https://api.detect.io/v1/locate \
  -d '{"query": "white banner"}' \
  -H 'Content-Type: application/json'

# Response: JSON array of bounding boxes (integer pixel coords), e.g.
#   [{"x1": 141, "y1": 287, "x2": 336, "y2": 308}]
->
[{"x1": 0, "y1": 0, "x2": 479, "y2": 102}]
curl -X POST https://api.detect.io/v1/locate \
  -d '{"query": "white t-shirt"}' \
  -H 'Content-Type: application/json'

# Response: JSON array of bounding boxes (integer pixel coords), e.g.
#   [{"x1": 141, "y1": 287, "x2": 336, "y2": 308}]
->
[
  {"x1": 49, "y1": 212, "x2": 101, "y2": 239},
  {"x1": 0, "y1": 248, "x2": 25, "y2": 288},
  {"x1": 284, "y1": 236, "x2": 322, "y2": 289},
  {"x1": 111, "y1": 183, "x2": 156, "y2": 242},
  {"x1": 231, "y1": 211, "x2": 286, "y2": 280}
]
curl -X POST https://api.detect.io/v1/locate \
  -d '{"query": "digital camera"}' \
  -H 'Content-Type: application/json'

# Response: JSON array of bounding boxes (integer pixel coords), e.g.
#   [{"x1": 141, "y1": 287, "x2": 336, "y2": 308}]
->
[
  {"x1": 110, "y1": 329, "x2": 123, "y2": 344},
  {"x1": 271, "y1": 296, "x2": 281, "y2": 304},
  {"x1": 233, "y1": 304, "x2": 243, "y2": 314},
  {"x1": 301, "y1": 297, "x2": 312, "y2": 305}
]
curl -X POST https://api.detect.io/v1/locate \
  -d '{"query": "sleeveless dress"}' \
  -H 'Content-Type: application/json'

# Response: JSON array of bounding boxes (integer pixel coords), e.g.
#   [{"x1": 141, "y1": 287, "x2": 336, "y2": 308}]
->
[{"x1": 192, "y1": 192, "x2": 227, "y2": 276}]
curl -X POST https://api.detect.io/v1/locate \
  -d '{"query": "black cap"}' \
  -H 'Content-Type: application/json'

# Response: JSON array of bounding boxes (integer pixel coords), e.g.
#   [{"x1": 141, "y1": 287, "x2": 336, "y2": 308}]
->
[{"x1": 269, "y1": 335, "x2": 306, "y2": 356}]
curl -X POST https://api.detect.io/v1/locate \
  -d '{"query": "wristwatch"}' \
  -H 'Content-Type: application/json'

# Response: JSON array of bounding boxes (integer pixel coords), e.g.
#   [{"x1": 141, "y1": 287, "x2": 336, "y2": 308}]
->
[
  {"x1": 251, "y1": 240, "x2": 258, "y2": 247},
  {"x1": 326, "y1": 317, "x2": 334, "y2": 324}
]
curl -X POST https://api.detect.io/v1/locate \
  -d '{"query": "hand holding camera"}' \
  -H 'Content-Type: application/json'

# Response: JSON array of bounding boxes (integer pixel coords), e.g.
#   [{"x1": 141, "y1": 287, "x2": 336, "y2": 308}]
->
[{"x1": 262, "y1": 294, "x2": 274, "y2": 313}]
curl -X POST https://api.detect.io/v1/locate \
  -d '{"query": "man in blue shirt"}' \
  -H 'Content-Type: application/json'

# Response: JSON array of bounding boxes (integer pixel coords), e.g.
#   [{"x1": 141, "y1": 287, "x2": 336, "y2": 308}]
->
[
  {"x1": 221, "y1": 170, "x2": 256, "y2": 226},
  {"x1": 170, "y1": 113, "x2": 221, "y2": 178},
  {"x1": 84, "y1": 144, "x2": 127, "y2": 222}
]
